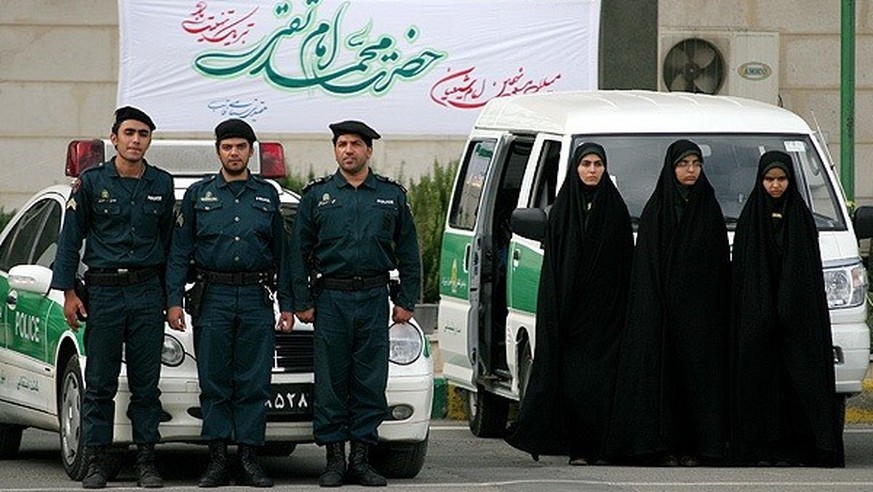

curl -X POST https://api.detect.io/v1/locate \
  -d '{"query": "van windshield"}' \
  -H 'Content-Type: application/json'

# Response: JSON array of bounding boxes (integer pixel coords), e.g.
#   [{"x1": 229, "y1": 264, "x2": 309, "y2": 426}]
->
[{"x1": 571, "y1": 134, "x2": 846, "y2": 231}]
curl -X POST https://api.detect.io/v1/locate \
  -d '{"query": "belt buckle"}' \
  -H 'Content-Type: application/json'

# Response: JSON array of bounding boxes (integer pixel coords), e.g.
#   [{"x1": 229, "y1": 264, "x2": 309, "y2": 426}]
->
[{"x1": 351, "y1": 276, "x2": 363, "y2": 290}]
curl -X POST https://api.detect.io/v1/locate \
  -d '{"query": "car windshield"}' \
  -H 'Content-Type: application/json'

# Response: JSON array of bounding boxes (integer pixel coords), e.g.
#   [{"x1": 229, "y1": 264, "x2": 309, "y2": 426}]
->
[{"x1": 571, "y1": 134, "x2": 846, "y2": 231}]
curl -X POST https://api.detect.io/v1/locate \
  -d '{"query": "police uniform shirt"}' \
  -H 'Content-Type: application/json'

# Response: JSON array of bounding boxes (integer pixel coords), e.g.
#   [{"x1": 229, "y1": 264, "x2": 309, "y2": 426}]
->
[
  {"x1": 165, "y1": 172, "x2": 292, "y2": 311},
  {"x1": 289, "y1": 170, "x2": 421, "y2": 312},
  {"x1": 51, "y1": 159, "x2": 175, "y2": 291}
]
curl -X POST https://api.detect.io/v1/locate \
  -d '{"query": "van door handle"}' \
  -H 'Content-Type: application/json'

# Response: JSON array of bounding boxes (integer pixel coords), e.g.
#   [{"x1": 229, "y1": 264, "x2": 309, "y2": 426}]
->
[
  {"x1": 463, "y1": 243, "x2": 471, "y2": 272},
  {"x1": 512, "y1": 248, "x2": 521, "y2": 268}
]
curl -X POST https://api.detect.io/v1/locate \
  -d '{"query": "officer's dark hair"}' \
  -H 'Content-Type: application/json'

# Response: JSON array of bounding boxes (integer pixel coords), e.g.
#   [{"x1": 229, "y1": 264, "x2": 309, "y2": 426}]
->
[{"x1": 111, "y1": 106, "x2": 156, "y2": 135}]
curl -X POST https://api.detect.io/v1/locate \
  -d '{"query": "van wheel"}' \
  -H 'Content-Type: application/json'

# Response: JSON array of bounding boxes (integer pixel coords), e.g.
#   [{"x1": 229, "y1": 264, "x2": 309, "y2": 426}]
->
[
  {"x1": 59, "y1": 356, "x2": 87, "y2": 480},
  {"x1": 0, "y1": 424, "x2": 23, "y2": 458},
  {"x1": 467, "y1": 387, "x2": 508, "y2": 438},
  {"x1": 517, "y1": 343, "x2": 533, "y2": 406},
  {"x1": 370, "y1": 433, "x2": 428, "y2": 478}
]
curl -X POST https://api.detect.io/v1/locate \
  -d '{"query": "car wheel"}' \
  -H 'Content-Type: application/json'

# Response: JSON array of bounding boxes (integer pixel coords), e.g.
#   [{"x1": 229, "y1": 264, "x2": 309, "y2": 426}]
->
[
  {"x1": 0, "y1": 423, "x2": 23, "y2": 459},
  {"x1": 467, "y1": 386, "x2": 508, "y2": 438},
  {"x1": 370, "y1": 433, "x2": 428, "y2": 479},
  {"x1": 59, "y1": 356, "x2": 87, "y2": 481},
  {"x1": 261, "y1": 442, "x2": 297, "y2": 456}
]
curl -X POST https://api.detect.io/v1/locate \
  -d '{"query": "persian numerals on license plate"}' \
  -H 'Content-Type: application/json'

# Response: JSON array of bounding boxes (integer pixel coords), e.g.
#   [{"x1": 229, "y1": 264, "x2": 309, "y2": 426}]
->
[{"x1": 266, "y1": 383, "x2": 313, "y2": 419}]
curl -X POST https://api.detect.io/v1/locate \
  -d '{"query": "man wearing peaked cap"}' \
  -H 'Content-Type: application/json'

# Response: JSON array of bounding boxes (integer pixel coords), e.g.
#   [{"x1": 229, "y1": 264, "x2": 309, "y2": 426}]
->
[
  {"x1": 288, "y1": 120, "x2": 420, "y2": 487},
  {"x1": 165, "y1": 118, "x2": 294, "y2": 487}
]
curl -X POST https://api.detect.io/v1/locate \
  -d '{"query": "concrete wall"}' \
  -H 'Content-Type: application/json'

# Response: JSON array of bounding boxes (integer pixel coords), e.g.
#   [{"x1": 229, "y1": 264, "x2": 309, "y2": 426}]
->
[
  {"x1": 660, "y1": 0, "x2": 873, "y2": 205},
  {"x1": 1, "y1": 1, "x2": 871, "y2": 210}
]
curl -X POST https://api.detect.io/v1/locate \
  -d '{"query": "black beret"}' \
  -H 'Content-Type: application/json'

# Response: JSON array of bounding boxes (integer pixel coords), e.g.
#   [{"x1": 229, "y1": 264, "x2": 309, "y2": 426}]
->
[
  {"x1": 329, "y1": 120, "x2": 381, "y2": 145},
  {"x1": 215, "y1": 118, "x2": 257, "y2": 144},
  {"x1": 114, "y1": 106, "x2": 155, "y2": 131}
]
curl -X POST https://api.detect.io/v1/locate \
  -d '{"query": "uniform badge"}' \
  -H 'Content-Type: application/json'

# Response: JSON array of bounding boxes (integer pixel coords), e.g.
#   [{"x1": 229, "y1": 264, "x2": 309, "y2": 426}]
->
[
  {"x1": 200, "y1": 191, "x2": 219, "y2": 202},
  {"x1": 317, "y1": 193, "x2": 333, "y2": 207},
  {"x1": 66, "y1": 197, "x2": 77, "y2": 210},
  {"x1": 100, "y1": 189, "x2": 110, "y2": 200}
]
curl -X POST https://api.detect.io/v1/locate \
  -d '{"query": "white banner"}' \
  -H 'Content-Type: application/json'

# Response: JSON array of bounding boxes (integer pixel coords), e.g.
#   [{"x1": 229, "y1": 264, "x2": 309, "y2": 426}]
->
[{"x1": 118, "y1": 0, "x2": 600, "y2": 135}]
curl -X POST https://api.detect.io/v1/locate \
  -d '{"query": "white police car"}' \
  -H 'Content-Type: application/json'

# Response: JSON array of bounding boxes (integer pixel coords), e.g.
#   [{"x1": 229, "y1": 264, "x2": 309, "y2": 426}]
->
[{"x1": 0, "y1": 139, "x2": 433, "y2": 480}]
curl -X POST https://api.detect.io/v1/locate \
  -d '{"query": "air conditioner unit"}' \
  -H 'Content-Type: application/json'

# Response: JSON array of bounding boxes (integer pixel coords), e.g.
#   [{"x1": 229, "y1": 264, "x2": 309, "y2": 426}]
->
[{"x1": 659, "y1": 30, "x2": 779, "y2": 104}]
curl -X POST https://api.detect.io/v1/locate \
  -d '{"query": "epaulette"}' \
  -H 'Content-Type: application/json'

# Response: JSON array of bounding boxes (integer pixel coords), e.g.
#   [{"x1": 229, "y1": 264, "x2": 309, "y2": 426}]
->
[
  {"x1": 374, "y1": 174, "x2": 407, "y2": 193},
  {"x1": 302, "y1": 174, "x2": 332, "y2": 193},
  {"x1": 79, "y1": 161, "x2": 105, "y2": 176}
]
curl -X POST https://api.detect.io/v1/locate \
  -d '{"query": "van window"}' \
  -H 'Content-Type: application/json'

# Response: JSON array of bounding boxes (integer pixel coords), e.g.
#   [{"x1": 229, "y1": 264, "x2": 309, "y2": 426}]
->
[
  {"x1": 529, "y1": 140, "x2": 561, "y2": 209},
  {"x1": 449, "y1": 139, "x2": 496, "y2": 230},
  {"x1": 570, "y1": 134, "x2": 846, "y2": 231}
]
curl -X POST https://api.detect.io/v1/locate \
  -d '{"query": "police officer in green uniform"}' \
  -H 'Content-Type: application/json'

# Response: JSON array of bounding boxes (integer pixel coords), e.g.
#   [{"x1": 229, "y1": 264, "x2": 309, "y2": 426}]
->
[
  {"x1": 51, "y1": 106, "x2": 174, "y2": 489},
  {"x1": 289, "y1": 120, "x2": 421, "y2": 487},
  {"x1": 165, "y1": 119, "x2": 294, "y2": 488}
]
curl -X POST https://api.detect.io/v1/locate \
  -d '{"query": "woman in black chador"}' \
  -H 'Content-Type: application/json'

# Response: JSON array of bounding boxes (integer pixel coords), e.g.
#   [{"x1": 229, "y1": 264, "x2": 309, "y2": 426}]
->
[
  {"x1": 730, "y1": 150, "x2": 844, "y2": 467},
  {"x1": 506, "y1": 143, "x2": 633, "y2": 465},
  {"x1": 607, "y1": 139, "x2": 729, "y2": 466}
]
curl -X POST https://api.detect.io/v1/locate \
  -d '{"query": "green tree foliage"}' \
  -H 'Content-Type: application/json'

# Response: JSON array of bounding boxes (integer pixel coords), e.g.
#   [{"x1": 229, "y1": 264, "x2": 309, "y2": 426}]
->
[
  {"x1": 0, "y1": 207, "x2": 15, "y2": 233},
  {"x1": 407, "y1": 160, "x2": 458, "y2": 303}
]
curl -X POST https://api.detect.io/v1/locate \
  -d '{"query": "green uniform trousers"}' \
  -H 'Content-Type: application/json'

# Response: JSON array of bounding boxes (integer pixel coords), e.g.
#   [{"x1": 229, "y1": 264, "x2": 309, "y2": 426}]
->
[
  {"x1": 82, "y1": 277, "x2": 164, "y2": 446},
  {"x1": 193, "y1": 283, "x2": 274, "y2": 445},
  {"x1": 313, "y1": 287, "x2": 389, "y2": 445}
]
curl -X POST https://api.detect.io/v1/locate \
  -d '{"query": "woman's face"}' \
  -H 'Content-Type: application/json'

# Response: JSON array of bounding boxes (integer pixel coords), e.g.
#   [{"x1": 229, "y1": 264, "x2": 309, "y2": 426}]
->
[
  {"x1": 763, "y1": 166, "x2": 789, "y2": 199},
  {"x1": 674, "y1": 154, "x2": 702, "y2": 186},
  {"x1": 577, "y1": 153, "x2": 605, "y2": 186}
]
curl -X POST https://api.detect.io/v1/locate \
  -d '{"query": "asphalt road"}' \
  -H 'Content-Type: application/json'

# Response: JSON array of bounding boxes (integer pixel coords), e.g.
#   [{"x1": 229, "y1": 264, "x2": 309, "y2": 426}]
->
[{"x1": 6, "y1": 421, "x2": 873, "y2": 491}]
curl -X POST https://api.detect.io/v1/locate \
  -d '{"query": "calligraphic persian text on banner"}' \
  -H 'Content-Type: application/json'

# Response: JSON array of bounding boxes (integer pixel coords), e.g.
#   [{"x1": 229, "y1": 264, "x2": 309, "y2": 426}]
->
[{"x1": 118, "y1": 0, "x2": 600, "y2": 135}]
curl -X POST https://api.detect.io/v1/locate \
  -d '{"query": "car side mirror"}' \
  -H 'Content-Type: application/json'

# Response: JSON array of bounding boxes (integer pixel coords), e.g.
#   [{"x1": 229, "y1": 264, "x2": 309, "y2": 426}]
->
[
  {"x1": 854, "y1": 206, "x2": 873, "y2": 240},
  {"x1": 510, "y1": 208, "x2": 547, "y2": 242},
  {"x1": 8, "y1": 264, "x2": 54, "y2": 296}
]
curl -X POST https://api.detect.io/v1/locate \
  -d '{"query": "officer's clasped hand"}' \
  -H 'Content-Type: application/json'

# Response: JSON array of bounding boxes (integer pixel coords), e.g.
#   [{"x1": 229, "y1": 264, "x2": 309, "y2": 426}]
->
[
  {"x1": 166, "y1": 306, "x2": 187, "y2": 332},
  {"x1": 63, "y1": 290, "x2": 88, "y2": 331}
]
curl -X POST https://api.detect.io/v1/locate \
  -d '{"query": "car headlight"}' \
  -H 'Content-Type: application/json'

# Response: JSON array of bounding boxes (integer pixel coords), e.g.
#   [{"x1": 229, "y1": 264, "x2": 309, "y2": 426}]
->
[
  {"x1": 161, "y1": 334, "x2": 185, "y2": 367},
  {"x1": 824, "y1": 262, "x2": 867, "y2": 309},
  {"x1": 388, "y1": 322, "x2": 423, "y2": 365}
]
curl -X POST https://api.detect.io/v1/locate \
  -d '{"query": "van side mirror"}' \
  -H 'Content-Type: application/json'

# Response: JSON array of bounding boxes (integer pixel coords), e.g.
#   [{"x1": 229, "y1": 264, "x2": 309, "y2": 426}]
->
[
  {"x1": 854, "y1": 206, "x2": 873, "y2": 240},
  {"x1": 510, "y1": 208, "x2": 547, "y2": 242}
]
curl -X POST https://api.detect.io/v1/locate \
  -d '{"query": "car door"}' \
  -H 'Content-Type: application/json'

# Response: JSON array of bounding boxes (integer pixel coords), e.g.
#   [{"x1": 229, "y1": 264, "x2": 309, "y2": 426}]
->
[{"x1": 1, "y1": 194, "x2": 63, "y2": 413}]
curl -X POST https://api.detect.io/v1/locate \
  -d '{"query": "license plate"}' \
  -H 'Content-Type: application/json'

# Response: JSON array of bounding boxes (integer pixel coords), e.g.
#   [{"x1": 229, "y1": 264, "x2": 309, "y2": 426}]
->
[{"x1": 266, "y1": 383, "x2": 313, "y2": 420}]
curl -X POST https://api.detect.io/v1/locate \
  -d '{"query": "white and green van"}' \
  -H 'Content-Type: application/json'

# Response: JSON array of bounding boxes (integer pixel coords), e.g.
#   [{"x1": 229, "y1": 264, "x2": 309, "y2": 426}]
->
[{"x1": 438, "y1": 90, "x2": 871, "y2": 437}]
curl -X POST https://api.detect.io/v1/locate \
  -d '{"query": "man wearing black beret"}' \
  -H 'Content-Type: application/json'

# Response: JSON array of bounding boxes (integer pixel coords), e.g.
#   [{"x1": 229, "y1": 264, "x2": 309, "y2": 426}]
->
[
  {"x1": 52, "y1": 106, "x2": 173, "y2": 489},
  {"x1": 289, "y1": 120, "x2": 421, "y2": 487},
  {"x1": 165, "y1": 118, "x2": 294, "y2": 487}
]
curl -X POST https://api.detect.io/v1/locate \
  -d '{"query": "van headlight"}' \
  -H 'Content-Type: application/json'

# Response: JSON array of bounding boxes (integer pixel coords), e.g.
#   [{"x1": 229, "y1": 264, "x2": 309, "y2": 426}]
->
[
  {"x1": 161, "y1": 334, "x2": 185, "y2": 367},
  {"x1": 824, "y1": 262, "x2": 867, "y2": 309},
  {"x1": 388, "y1": 322, "x2": 423, "y2": 365}
]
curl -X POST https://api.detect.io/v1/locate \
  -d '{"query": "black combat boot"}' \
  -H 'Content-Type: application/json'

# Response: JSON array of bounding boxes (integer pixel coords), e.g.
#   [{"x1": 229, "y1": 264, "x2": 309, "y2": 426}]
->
[
  {"x1": 237, "y1": 444, "x2": 272, "y2": 487},
  {"x1": 82, "y1": 446, "x2": 108, "y2": 489},
  {"x1": 198, "y1": 441, "x2": 230, "y2": 488},
  {"x1": 347, "y1": 442, "x2": 386, "y2": 487},
  {"x1": 135, "y1": 443, "x2": 164, "y2": 488},
  {"x1": 318, "y1": 442, "x2": 346, "y2": 488}
]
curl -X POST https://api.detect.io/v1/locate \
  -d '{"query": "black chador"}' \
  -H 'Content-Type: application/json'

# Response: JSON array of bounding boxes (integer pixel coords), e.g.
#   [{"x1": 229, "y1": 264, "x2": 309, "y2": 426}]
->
[
  {"x1": 607, "y1": 140, "x2": 730, "y2": 463},
  {"x1": 506, "y1": 143, "x2": 633, "y2": 462},
  {"x1": 730, "y1": 150, "x2": 844, "y2": 467}
]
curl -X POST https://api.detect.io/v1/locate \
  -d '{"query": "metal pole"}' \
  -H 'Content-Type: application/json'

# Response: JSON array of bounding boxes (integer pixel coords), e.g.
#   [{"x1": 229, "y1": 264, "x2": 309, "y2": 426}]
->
[{"x1": 841, "y1": 0, "x2": 855, "y2": 203}]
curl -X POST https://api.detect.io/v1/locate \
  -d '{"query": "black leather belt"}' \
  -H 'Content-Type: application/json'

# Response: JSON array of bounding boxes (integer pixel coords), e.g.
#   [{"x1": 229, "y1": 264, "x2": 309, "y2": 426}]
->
[
  {"x1": 86, "y1": 267, "x2": 160, "y2": 286},
  {"x1": 197, "y1": 269, "x2": 273, "y2": 286},
  {"x1": 320, "y1": 273, "x2": 389, "y2": 291}
]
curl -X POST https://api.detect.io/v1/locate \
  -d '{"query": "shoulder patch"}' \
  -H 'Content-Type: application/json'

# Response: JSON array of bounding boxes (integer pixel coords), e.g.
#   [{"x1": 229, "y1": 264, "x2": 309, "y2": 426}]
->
[
  {"x1": 374, "y1": 174, "x2": 407, "y2": 193},
  {"x1": 302, "y1": 174, "x2": 332, "y2": 193}
]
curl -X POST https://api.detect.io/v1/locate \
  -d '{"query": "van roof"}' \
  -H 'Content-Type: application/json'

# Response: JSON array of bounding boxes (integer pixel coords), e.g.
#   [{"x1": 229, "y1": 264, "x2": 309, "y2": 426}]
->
[{"x1": 474, "y1": 90, "x2": 813, "y2": 135}]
